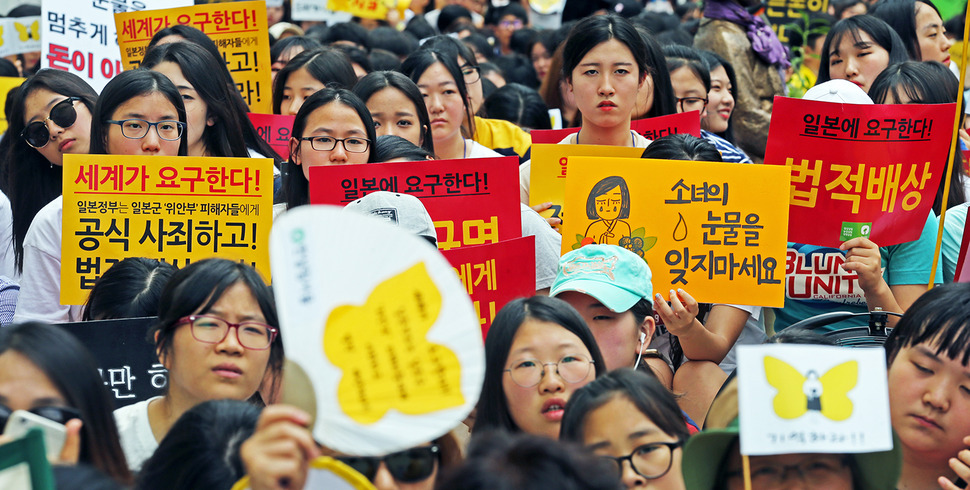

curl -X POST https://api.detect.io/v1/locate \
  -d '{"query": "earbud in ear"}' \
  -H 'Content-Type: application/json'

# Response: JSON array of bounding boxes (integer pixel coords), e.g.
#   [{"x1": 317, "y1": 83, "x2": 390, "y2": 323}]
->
[{"x1": 639, "y1": 331, "x2": 646, "y2": 343}]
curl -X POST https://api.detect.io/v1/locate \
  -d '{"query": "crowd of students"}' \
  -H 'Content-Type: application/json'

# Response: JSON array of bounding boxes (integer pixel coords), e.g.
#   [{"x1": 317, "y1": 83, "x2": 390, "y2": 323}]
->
[{"x1": 0, "y1": 0, "x2": 969, "y2": 488}]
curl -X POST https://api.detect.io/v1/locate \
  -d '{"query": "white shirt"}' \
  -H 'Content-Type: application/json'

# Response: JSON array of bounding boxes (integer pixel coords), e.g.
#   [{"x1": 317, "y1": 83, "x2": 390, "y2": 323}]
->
[
  {"x1": 0, "y1": 189, "x2": 18, "y2": 282},
  {"x1": 114, "y1": 396, "x2": 162, "y2": 472},
  {"x1": 466, "y1": 139, "x2": 503, "y2": 158}
]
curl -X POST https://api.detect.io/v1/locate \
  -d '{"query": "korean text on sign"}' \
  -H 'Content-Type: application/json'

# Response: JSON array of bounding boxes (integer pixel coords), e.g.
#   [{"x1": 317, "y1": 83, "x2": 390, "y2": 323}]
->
[
  {"x1": 247, "y1": 112, "x2": 293, "y2": 160},
  {"x1": 43, "y1": 0, "x2": 192, "y2": 91},
  {"x1": 764, "y1": 97, "x2": 953, "y2": 247},
  {"x1": 61, "y1": 154, "x2": 274, "y2": 304},
  {"x1": 309, "y1": 156, "x2": 522, "y2": 251},
  {"x1": 764, "y1": 0, "x2": 829, "y2": 43},
  {"x1": 561, "y1": 156, "x2": 790, "y2": 307},
  {"x1": 115, "y1": 0, "x2": 272, "y2": 113},
  {"x1": 530, "y1": 111, "x2": 702, "y2": 145},
  {"x1": 442, "y1": 236, "x2": 536, "y2": 339}
]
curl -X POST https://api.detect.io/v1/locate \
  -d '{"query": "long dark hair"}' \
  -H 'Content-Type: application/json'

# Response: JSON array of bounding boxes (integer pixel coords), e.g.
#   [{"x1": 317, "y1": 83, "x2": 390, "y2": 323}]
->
[
  {"x1": 282, "y1": 88, "x2": 377, "y2": 210},
  {"x1": 474, "y1": 296, "x2": 607, "y2": 435},
  {"x1": 401, "y1": 49, "x2": 476, "y2": 140},
  {"x1": 272, "y1": 47, "x2": 358, "y2": 114},
  {"x1": 0, "y1": 322, "x2": 132, "y2": 484},
  {"x1": 89, "y1": 70, "x2": 188, "y2": 156},
  {"x1": 699, "y1": 50, "x2": 739, "y2": 143},
  {"x1": 870, "y1": 0, "x2": 943, "y2": 61},
  {"x1": 148, "y1": 258, "x2": 284, "y2": 401},
  {"x1": 141, "y1": 43, "x2": 266, "y2": 159},
  {"x1": 4, "y1": 70, "x2": 97, "y2": 273},
  {"x1": 353, "y1": 71, "x2": 435, "y2": 155},
  {"x1": 634, "y1": 26, "x2": 678, "y2": 119},
  {"x1": 817, "y1": 15, "x2": 909, "y2": 84},
  {"x1": 869, "y1": 61, "x2": 967, "y2": 214}
]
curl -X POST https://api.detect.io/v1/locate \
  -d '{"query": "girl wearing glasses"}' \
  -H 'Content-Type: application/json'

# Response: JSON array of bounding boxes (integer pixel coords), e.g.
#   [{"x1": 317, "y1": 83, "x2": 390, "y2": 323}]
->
[
  {"x1": 353, "y1": 71, "x2": 436, "y2": 156},
  {"x1": 114, "y1": 258, "x2": 284, "y2": 471},
  {"x1": 272, "y1": 47, "x2": 358, "y2": 116},
  {"x1": 474, "y1": 296, "x2": 607, "y2": 439},
  {"x1": 0, "y1": 322, "x2": 131, "y2": 484},
  {"x1": 14, "y1": 70, "x2": 187, "y2": 323},
  {"x1": 282, "y1": 88, "x2": 377, "y2": 210},
  {"x1": 402, "y1": 49, "x2": 502, "y2": 161},
  {"x1": 4, "y1": 69, "x2": 97, "y2": 280},
  {"x1": 663, "y1": 45, "x2": 751, "y2": 164},
  {"x1": 560, "y1": 369, "x2": 689, "y2": 490}
]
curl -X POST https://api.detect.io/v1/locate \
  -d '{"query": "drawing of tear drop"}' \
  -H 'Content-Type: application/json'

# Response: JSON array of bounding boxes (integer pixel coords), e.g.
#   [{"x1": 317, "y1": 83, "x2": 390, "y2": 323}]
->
[{"x1": 673, "y1": 213, "x2": 688, "y2": 241}]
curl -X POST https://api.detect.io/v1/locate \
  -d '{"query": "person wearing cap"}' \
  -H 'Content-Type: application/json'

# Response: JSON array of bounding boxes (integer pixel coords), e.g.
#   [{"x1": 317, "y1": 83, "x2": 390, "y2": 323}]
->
[
  {"x1": 344, "y1": 191, "x2": 438, "y2": 247},
  {"x1": 682, "y1": 377, "x2": 902, "y2": 490},
  {"x1": 551, "y1": 245, "x2": 729, "y2": 426}
]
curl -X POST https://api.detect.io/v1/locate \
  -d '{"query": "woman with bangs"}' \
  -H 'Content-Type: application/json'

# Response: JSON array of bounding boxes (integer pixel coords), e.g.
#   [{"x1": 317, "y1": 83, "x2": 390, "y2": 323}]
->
[
  {"x1": 353, "y1": 71, "x2": 435, "y2": 156},
  {"x1": 870, "y1": 0, "x2": 953, "y2": 67},
  {"x1": 884, "y1": 283, "x2": 970, "y2": 490},
  {"x1": 816, "y1": 15, "x2": 909, "y2": 93},
  {"x1": 15, "y1": 70, "x2": 188, "y2": 323},
  {"x1": 272, "y1": 47, "x2": 358, "y2": 116}
]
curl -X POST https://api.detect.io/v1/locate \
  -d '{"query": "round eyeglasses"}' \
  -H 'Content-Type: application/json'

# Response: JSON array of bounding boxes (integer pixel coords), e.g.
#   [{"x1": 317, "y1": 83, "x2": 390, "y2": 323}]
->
[
  {"x1": 300, "y1": 135, "x2": 371, "y2": 153},
  {"x1": 460, "y1": 64, "x2": 481, "y2": 85},
  {"x1": 106, "y1": 119, "x2": 185, "y2": 141},
  {"x1": 177, "y1": 315, "x2": 278, "y2": 350},
  {"x1": 601, "y1": 441, "x2": 683, "y2": 480},
  {"x1": 21, "y1": 97, "x2": 82, "y2": 148},
  {"x1": 504, "y1": 354, "x2": 594, "y2": 387},
  {"x1": 676, "y1": 96, "x2": 709, "y2": 113}
]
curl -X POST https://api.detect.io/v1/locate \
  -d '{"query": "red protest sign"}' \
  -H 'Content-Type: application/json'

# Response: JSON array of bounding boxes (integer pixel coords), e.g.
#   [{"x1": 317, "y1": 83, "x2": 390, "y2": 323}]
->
[
  {"x1": 247, "y1": 113, "x2": 293, "y2": 161},
  {"x1": 764, "y1": 97, "x2": 953, "y2": 247},
  {"x1": 442, "y1": 236, "x2": 536, "y2": 339},
  {"x1": 530, "y1": 111, "x2": 702, "y2": 144},
  {"x1": 309, "y1": 157, "x2": 522, "y2": 251}
]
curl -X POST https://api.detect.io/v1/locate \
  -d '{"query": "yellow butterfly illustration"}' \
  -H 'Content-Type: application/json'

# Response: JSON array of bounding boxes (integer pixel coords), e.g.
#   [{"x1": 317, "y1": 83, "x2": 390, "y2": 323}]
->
[
  {"x1": 764, "y1": 356, "x2": 857, "y2": 421},
  {"x1": 14, "y1": 20, "x2": 39, "y2": 42}
]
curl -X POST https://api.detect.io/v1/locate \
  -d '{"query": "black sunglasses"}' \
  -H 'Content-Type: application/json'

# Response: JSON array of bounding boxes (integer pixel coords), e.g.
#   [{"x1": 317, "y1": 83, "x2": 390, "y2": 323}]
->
[
  {"x1": 0, "y1": 404, "x2": 82, "y2": 432},
  {"x1": 336, "y1": 445, "x2": 440, "y2": 483},
  {"x1": 21, "y1": 96, "x2": 82, "y2": 148}
]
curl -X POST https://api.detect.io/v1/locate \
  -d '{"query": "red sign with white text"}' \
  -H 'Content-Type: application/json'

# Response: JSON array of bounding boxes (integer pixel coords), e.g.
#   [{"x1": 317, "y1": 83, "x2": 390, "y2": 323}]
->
[
  {"x1": 309, "y1": 157, "x2": 522, "y2": 251},
  {"x1": 764, "y1": 97, "x2": 953, "y2": 247},
  {"x1": 442, "y1": 236, "x2": 536, "y2": 339},
  {"x1": 530, "y1": 111, "x2": 703, "y2": 145},
  {"x1": 247, "y1": 113, "x2": 293, "y2": 160}
]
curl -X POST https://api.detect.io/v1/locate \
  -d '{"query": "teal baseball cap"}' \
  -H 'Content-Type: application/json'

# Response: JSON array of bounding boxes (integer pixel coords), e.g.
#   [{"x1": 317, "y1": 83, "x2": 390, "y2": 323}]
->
[{"x1": 550, "y1": 244, "x2": 652, "y2": 312}]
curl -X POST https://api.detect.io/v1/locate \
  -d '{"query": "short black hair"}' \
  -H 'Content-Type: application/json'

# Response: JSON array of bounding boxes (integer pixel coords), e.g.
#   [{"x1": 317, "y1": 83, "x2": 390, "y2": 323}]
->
[
  {"x1": 483, "y1": 83, "x2": 550, "y2": 130},
  {"x1": 320, "y1": 21, "x2": 372, "y2": 51},
  {"x1": 885, "y1": 282, "x2": 970, "y2": 366},
  {"x1": 585, "y1": 176, "x2": 631, "y2": 220},
  {"x1": 83, "y1": 257, "x2": 177, "y2": 321},
  {"x1": 641, "y1": 134, "x2": 723, "y2": 162},
  {"x1": 272, "y1": 47, "x2": 358, "y2": 113},
  {"x1": 373, "y1": 134, "x2": 435, "y2": 162}
]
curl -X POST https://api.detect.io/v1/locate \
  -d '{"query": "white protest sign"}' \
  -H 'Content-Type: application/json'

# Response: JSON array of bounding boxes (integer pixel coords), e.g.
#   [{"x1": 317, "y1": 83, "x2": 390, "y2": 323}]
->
[
  {"x1": 0, "y1": 17, "x2": 41, "y2": 58},
  {"x1": 270, "y1": 206, "x2": 484, "y2": 456},
  {"x1": 737, "y1": 344, "x2": 893, "y2": 455},
  {"x1": 290, "y1": 0, "x2": 332, "y2": 21},
  {"x1": 41, "y1": 0, "x2": 191, "y2": 91}
]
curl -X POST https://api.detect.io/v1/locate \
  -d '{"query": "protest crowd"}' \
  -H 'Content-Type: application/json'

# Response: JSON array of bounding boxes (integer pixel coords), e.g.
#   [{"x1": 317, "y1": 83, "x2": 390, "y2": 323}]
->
[{"x1": 1, "y1": 0, "x2": 970, "y2": 488}]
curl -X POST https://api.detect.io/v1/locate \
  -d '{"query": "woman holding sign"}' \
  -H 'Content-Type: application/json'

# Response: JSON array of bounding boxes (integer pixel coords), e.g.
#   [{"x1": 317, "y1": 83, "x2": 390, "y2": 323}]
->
[
  {"x1": 114, "y1": 258, "x2": 284, "y2": 472},
  {"x1": 14, "y1": 70, "x2": 188, "y2": 323},
  {"x1": 4, "y1": 69, "x2": 97, "y2": 280}
]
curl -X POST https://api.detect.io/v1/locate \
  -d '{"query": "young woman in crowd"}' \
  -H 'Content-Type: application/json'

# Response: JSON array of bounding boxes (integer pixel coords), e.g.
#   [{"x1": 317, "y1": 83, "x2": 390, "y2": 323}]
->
[
  {"x1": 147, "y1": 24, "x2": 232, "y2": 85},
  {"x1": 282, "y1": 88, "x2": 377, "y2": 210},
  {"x1": 560, "y1": 369, "x2": 690, "y2": 490},
  {"x1": 869, "y1": 61, "x2": 967, "y2": 214},
  {"x1": 0, "y1": 322, "x2": 131, "y2": 484},
  {"x1": 141, "y1": 42, "x2": 279, "y2": 161},
  {"x1": 474, "y1": 296, "x2": 606, "y2": 439},
  {"x1": 271, "y1": 36, "x2": 323, "y2": 83},
  {"x1": 871, "y1": 0, "x2": 952, "y2": 66},
  {"x1": 402, "y1": 50, "x2": 501, "y2": 160},
  {"x1": 885, "y1": 283, "x2": 970, "y2": 490},
  {"x1": 816, "y1": 15, "x2": 909, "y2": 93},
  {"x1": 663, "y1": 45, "x2": 751, "y2": 163},
  {"x1": 113, "y1": 258, "x2": 284, "y2": 472},
  {"x1": 698, "y1": 51, "x2": 740, "y2": 146},
  {"x1": 4, "y1": 70, "x2": 97, "y2": 279},
  {"x1": 539, "y1": 46, "x2": 579, "y2": 129},
  {"x1": 352, "y1": 70, "x2": 435, "y2": 155},
  {"x1": 14, "y1": 70, "x2": 187, "y2": 324},
  {"x1": 631, "y1": 26, "x2": 678, "y2": 121},
  {"x1": 272, "y1": 47, "x2": 358, "y2": 116},
  {"x1": 483, "y1": 83, "x2": 552, "y2": 132}
]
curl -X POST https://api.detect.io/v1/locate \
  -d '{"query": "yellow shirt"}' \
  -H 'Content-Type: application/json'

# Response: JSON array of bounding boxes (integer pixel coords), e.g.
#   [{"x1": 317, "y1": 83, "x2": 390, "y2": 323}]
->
[{"x1": 473, "y1": 116, "x2": 532, "y2": 162}]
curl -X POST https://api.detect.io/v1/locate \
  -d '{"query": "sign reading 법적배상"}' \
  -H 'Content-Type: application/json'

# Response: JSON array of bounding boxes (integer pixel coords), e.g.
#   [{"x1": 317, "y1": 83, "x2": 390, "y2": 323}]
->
[
  {"x1": 561, "y1": 156, "x2": 790, "y2": 307},
  {"x1": 309, "y1": 157, "x2": 522, "y2": 251},
  {"x1": 114, "y1": 0, "x2": 272, "y2": 112},
  {"x1": 60, "y1": 154, "x2": 274, "y2": 304},
  {"x1": 764, "y1": 97, "x2": 953, "y2": 247},
  {"x1": 42, "y1": 0, "x2": 192, "y2": 91}
]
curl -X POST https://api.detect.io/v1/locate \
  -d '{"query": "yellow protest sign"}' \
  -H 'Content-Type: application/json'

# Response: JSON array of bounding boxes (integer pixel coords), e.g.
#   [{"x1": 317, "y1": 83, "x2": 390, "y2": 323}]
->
[
  {"x1": 529, "y1": 144, "x2": 644, "y2": 226},
  {"x1": 61, "y1": 154, "x2": 274, "y2": 304},
  {"x1": 561, "y1": 156, "x2": 790, "y2": 307},
  {"x1": 327, "y1": 0, "x2": 409, "y2": 20},
  {"x1": 114, "y1": 0, "x2": 273, "y2": 113},
  {"x1": 0, "y1": 77, "x2": 24, "y2": 134}
]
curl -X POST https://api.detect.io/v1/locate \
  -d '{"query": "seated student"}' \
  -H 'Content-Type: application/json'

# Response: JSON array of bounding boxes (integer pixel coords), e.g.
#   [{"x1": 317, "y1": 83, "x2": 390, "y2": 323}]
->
[
  {"x1": 113, "y1": 259, "x2": 284, "y2": 472},
  {"x1": 474, "y1": 296, "x2": 606, "y2": 439},
  {"x1": 135, "y1": 400, "x2": 260, "y2": 490},
  {"x1": 353, "y1": 71, "x2": 436, "y2": 155},
  {"x1": 82, "y1": 257, "x2": 177, "y2": 321},
  {"x1": 272, "y1": 47, "x2": 358, "y2": 116},
  {"x1": 560, "y1": 369, "x2": 691, "y2": 489},
  {"x1": 884, "y1": 283, "x2": 970, "y2": 489},
  {"x1": 344, "y1": 191, "x2": 438, "y2": 247}
]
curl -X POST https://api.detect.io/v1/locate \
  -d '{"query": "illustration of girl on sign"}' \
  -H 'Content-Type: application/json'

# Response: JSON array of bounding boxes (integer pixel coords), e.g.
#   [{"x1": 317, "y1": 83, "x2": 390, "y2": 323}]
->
[{"x1": 584, "y1": 176, "x2": 632, "y2": 246}]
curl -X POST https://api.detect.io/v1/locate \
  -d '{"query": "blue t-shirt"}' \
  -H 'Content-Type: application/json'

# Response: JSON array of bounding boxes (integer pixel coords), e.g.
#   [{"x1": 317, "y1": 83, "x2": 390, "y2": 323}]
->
[
  {"x1": 774, "y1": 212, "x2": 942, "y2": 332},
  {"x1": 701, "y1": 130, "x2": 752, "y2": 164}
]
